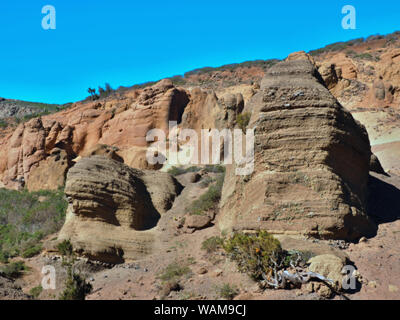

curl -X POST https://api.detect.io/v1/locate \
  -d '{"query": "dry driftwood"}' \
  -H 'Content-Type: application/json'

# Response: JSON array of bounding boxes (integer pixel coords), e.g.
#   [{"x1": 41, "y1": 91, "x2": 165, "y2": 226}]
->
[{"x1": 260, "y1": 253, "x2": 334, "y2": 289}]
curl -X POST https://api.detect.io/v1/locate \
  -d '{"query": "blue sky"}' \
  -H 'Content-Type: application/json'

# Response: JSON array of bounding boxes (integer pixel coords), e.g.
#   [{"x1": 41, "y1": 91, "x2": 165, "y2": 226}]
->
[{"x1": 0, "y1": 0, "x2": 399, "y2": 104}]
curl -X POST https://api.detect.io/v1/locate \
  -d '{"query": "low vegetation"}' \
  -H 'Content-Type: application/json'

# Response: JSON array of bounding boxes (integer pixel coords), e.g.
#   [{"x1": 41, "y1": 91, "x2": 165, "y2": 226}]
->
[
  {"x1": 187, "y1": 169, "x2": 225, "y2": 215},
  {"x1": 236, "y1": 112, "x2": 251, "y2": 133},
  {"x1": 58, "y1": 241, "x2": 93, "y2": 300},
  {"x1": 59, "y1": 268, "x2": 93, "y2": 300},
  {"x1": 184, "y1": 59, "x2": 279, "y2": 77},
  {"x1": 0, "y1": 261, "x2": 28, "y2": 278},
  {"x1": 21, "y1": 244, "x2": 42, "y2": 258},
  {"x1": 57, "y1": 239, "x2": 73, "y2": 257},
  {"x1": 0, "y1": 188, "x2": 67, "y2": 262},
  {"x1": 223, "y1": 231, "x2": 283, "y2": 281},
  {"x1": 114, "y1": 59, "x2": 280, "y2": 93},
  {"x1": 158, "y1": 261, "x2": 192, "y2": 282},
  {"x1": 201, "y1": 236, "x2": 223, "y2": 253},
  {"x1": 309, "y1": 32, "x2": 399, "y2": 56},
  {"x1": 0, "y1": 100, "x2": 71, "y2": 129},
  {"x1": 217, "y1": 283, "x2": 239, "y2": 300},
  {"x1": 29, "y1": 285, "x2": 43, "y2": 299},
  {"x1": 87, "y1": 83, "x2": 114, "y2": 101},
  {"x1": 200, "y1": 231, "x2": 315, "y2": 283}
]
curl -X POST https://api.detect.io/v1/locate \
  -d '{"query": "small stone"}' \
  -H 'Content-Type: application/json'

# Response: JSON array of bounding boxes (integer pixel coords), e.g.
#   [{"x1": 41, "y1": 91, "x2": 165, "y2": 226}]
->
[
  {"x1": 368, "y1": 281, "x2": 377, "y2": 289},
  {"x1": 250, "y1": 283, "x2": 263, "y2": 294},
  {"x1": 352, "y1": 270, "x2": 361, "y2": 280},
  {"x1": 304, "y1": 282, "x2": 314, "y2": 294},
  {"x1": 359, "y1": 237, "x2": 368, "y2": 243},
  {"x1": 317, "y1": 284, "x2": 333, "y2": 299},
  {"x1": 389, "y1": 285, "x2": 399, "y2": 292},
  {"x1": 213, "y1": 269, "x2": 223, "y2": 277},
  {"x1": 184, "y1": 215, "x2": 212, "y2": 230},
  {"x1": 189, "y1": 173, "x2": 201, "y2": 183},
  {"x1": 197, "y1": 267, "x2": 208, "y2": 275}
]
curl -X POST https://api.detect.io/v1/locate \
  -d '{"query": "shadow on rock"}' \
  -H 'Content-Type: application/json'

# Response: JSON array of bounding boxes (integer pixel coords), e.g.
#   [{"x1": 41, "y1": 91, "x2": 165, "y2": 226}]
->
[{"x1": 367, "y1": 172, "x2": 400, "y2": 224}]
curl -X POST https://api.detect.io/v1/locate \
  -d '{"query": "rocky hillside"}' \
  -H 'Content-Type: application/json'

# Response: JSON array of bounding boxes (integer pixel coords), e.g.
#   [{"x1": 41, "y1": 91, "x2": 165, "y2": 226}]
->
[
  {"x1": 0, "y1": 32, "x2": 399, "y2": 300},
  {"x1": 0, "y1": 98, "x2": 67, "y2": 122}
]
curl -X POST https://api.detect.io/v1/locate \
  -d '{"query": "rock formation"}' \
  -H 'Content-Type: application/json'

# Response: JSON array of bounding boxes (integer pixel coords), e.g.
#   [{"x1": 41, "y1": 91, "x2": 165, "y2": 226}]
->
[
  {"x1": 0, "y1": 80, "x2": 190, "y2": 189},
  {"x1": 0, "y1": 79, "x2": 243, "y2": 190},
  {"x1": 57, "y1": 155, "x2": 182, "y2": 263},
  {"x1": 26, "y1": 148, "x2": 72, "y2": 191},
  {"x1": 218, "y1": 58, "x2": 377, "y2": 240}
]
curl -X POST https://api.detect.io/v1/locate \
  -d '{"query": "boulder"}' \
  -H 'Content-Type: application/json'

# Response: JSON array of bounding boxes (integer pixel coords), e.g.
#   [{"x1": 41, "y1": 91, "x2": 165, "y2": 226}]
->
[
  {"x1": 308, "y1": 254, "x2": 346, "y2": 291},
  {"x1": 189, "y1": 172, "x2": 201, "y2": 183},
  {"x1": 184, "y1": 215, "x2": 212, "y2": 230},
  {"x1": 57, "y1": 155, "x2": 182, "y2": 263}
]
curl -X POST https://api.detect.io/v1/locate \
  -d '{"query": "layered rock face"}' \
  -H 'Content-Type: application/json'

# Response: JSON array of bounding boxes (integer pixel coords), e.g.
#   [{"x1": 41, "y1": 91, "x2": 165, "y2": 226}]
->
[
  {"x1": 0, "y1": 80, "x2": 188, "y2": 189},
  {"x1": 58, "y1": 155, "x2": 182, "y2": 263},
  {"x1": 218, "y1": 59, "x2": 377, "y2": 240},
  {"x1": 0, "y1": 79, "x2": 237, "y2": 190}
]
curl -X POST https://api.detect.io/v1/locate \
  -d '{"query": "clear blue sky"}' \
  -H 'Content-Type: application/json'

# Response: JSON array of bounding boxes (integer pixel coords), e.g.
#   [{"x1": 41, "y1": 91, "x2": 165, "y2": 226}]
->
[{"x1": 0, "y1": 0, "x2": 399, "y2": 104}]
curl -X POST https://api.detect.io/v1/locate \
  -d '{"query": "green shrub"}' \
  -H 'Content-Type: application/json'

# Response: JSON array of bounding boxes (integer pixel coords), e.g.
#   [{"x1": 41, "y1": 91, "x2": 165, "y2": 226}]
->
[
  {"x1": 0, "y1": 261, "x2": 27, "y2": 278},
  {"x1": 217, "y1": 283, "x2": 239, "y2": 300},
  {"x1": 59, "y1": 266, "x2": 92, "y2": 300},
  {"x1": 0, "y1": 250, "x2": 9, "y2": 263},
  {"x1": 22, "y1": 244, "x2": 42, "y2": 258},
  {"x1": 201, "y1": 236, "x2": 223, "y2": 253},
  {"x1": 223, "y1": 231, "x2": 283, "y2": 280},
  {"x1": 158, "y1": 262, "x2": 191, "y2": 282},
  {"x1": 0, "y1": 120, "x2": 8, "y2": 129},
  {"x1": 169, "y1": 75, "x2": 187, "y2": 86},
  {"x1": 236, "y1": 112, "x2": 251, "y2": 133},
  {"x1": 0, "y1": 188, "x2": 67, "y2": 259},
  {"x1": 29, "y1": 285, "x2": 43, "y2": 299},
  {"x1": 199, "y1": 176, "x2": 215, "y2": 188},
  {"x1": 354, "y1": 53, "x2": 374, "y2": 60},
  {"x1": 57, "y1": 240, "x2": 73, "y2": 256},
  {"x1": 204, "y1": 165, "x2": 225, "y2": 174},
  {"x1": 183, "y1": 59, "x2": 279, "y2": 77},
  {"x1": 187, "y1": 172, "x2": 224, "y2": 215}
]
